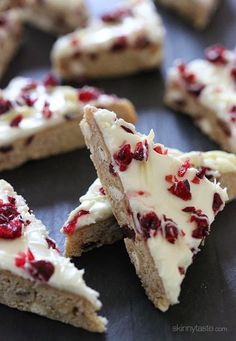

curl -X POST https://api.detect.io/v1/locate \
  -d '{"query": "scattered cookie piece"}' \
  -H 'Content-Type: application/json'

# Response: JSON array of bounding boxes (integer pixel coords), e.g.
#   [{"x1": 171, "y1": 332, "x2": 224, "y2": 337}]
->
[
  {"x1": 80, "y1": 106, "x2": 228, "y2": 311},
  {"x1": 0, "y1": 179, "x2": 107, "y2": 332},
  {"x1": 51, "y1": 0, "x2": 164, "y2": 79},
  {"x1": 0, "y1": 77, "x2": 137, "y2": 171},
  {"x1": 165, "y1": 45, "x2": 236, "y2": 153}
]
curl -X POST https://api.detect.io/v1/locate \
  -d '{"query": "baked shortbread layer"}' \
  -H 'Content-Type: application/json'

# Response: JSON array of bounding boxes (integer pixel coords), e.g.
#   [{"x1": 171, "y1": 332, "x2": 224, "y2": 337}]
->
[
  {"x1": 0, "y1": 11, "x2": 22, "y2": 80},
  {"x1": 51, "y1": 0, "x2": 164, "y2": 79},
  {"x1": 62, "y1": 150, "x2": 236, "y2": 257},
  {"x1": 80, "y1": 106, "x2": 228, "y2": 311},
  {"x1": 165, "y1": 45, "x2": 236, "y2": 154},
  {"x1": 157, "y1": 0, "x2": 218, "y2": 29},
  {"x1": 0, "y1": 77, "x2": 136, "y2": 171},
  {"x1": 0, "y1": 180, "x2": 107, "y2": 332}
]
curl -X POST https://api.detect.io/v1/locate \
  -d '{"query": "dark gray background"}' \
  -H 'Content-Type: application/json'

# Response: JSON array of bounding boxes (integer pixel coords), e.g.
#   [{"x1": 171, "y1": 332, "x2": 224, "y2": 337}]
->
[{"x1": 0, "y1": 0, "x2": 236, "y2": 340}]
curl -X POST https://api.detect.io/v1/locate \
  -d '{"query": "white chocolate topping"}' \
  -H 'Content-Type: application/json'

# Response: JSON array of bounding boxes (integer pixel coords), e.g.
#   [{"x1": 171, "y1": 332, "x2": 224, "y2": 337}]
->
[
  {"x1": 0, "y1": 77, "x2": 122, "y2": 147},
  {"x1": 84, "y1": 108, "x2": 227, "y2": 307},
  {"x1": 52, "y1": 0, "x2": 164, "y2": 58},
  {"x1": 0, "y1": 179, "x2": 103, "y2": 309},
  {"x1": 168, "y1": 46, "x2": 236, "y2": 152},
  {"x1": 63, "y1": 149, "x2": 235, "y2": 235}
]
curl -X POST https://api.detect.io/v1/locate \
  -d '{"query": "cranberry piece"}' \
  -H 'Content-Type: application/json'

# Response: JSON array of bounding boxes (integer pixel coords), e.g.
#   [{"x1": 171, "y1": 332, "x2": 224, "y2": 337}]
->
[
  {"x1": 113, "y1": 144, "x2": 133, "y2": 171},
  {"x1": 165, "y1": 175, "x2": 175, "y2": 183},
  {"x1": 43, "y1": 74, "x2": 59, "y2": 87},
  {"x1": 109, "y1": 163, "x2": 117, "y2": 176},
  {"x1": 168, "y1": 180, "x2": 192, "y2": 201},
  {"x1": 217, "y1": 119, "x2": 231, "y2": 137},
  {"x1": 165, "y1": 222, "x2": 178, "y2": 244},
  {"x1": 0, "y1": 98, "x2": 12, "y2": 115},
  {"x1": 205, "y1": 45, "x2": 227, "y2": 65},
  {"x1": 28, "y1": 260, "x2": 55, "y2": 282},
  {"x1": 21, "y1": 93, "x2": 37, "y2": 107},
  {"x1": 231, "y1": 68, "x2": 236, "y2": 82},
  {"x1": 101, "y1": 8, "x2": 132, "y2": 23},
  {"x1": 192, "y1": 176, "x2": 200, "y2": 184},
  {"x1": 99, "y1": 187, "x2": 106, "y2": 195},
  {"x1": 42, "y1": 102, "x2": 52, "y2": 119},
  {"x1": 122, "y1": 225, "x2": 135, "y2": 240},
  {"x1": 63, "y1": 210, "x2": 89, "y2": 235},
  {"x1": 178, "y1": 266, "x2": 185, "y2": 275},
  {"x1": 139, "y1": 211, "x2": 161, "y2": 239},
  {"x1": 133, "y1": 139, "x2": 149, "y2": 161},
  {"x1": 212, "y1": 193, "x2": 223, "y2": 214},
  {"x1": 0, "y1": 16, "x2": 7, "y2": 27},
  {"x1": 0, "y1": 202, "x2": 23, "y2": 239},
  {"x1": 22, "y1": 81, "x2": 38, "y2": 92},
  {"x1": 182, "y1": 206, "x2": 196, "y2": 213},
  {"x1": 0, "y1": 145, "x2": 13, "y2": 153},
  {"x1": 186, "y1": 83, "x2": 205, "y2": 97},
  {"x1": 177, "y1": 62, "x2": 186, "y2": 75},
  {"x1": 78, "y1": 87, "x2": 101, "y2": 102},
  {"x1": 46, "y1": 237, "x2": 59, "y2": 252},
  {"x1": 183, "y1": 206, "x2": 210, "y2": 239},
  {"x1": 196, "y1": 167, "x2": 208, "y2": 179},
  {"x1": 178, "y1": 159, "x2": 191, "y2": 177},
  {"x1": 111, "y1": 36, "x2": 128, "y2": 52},
  {"x1": 8, "y1": 196, "x2": 16, "y2": 205},
  {"x1": 121, "y1": 125, "x2": 134, "y2": 134},
  {"x1": 229, "y1": 105, "x2": 236, "y2": 123},
  {"x1": 154, "y1": 145, "x2": 168, "y2": 155},
  {"x1": 10, "y1": 114, "x2": 23, "y2": 127},
  {"x1": 133, "y1": 36, "x2": 150, "y2": 49}
]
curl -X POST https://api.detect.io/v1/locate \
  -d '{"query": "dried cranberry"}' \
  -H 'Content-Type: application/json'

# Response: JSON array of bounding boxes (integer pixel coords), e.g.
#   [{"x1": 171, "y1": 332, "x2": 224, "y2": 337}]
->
[
  {"x1": 111, "y1": 36, "x2": 128, "y2": 52},
  {"x1": 183, "y1": 206, "x2": 209, "y2": 239},
  {"x1": 43, "y1": 74, "x2": 59, "y2": 87},
  {"x1": 121, "y1": 125, "x2": 134, "y2": 134},
  {"x1": 196, "y1": 167, "x2": 208, "y2": 179},
  {"x1": 229, "y1": 105, "x2": 236, "y2": 123},
  {"x1": 0, "y1": 202, "x2": 23, "y2": 239},
  {"x1": 231, "y1": 68, "x2": 236, "y2": 82},
  {"x1": 63, "y1": 210, "x2": 89, "y2": 235},
  {"x1": 109, "y1": 163, "x2": 117, "y2": 176},
  {"x1": 42, "y1": 102, "x2": 52, "y2": 119},
  {"x1": 178, "y1": 267, "x2": 185, "y2": 275},
  {"x1": 21, "y1": 93, "x2": 37, "y2": 107},
  {"x1": 101, "y1": 8, "x2": 132, "y2": 23},
  {"x1": 212, "y1": 193, "x2": 223, "y2": 214},
  {"x1": 28, "y1": 260, "x2": 54, "y2": 282},
  {"x1": 99, "y1": 187, "x2": 106, "y2": 195},
  {"x1": 25, "y1": 135, "x2": 34, "y2": 146},
  {"x1": 0, "y1": 145, "x2": 13, "y2": 153},
  {"x1": 78, "y1": 87, "x2": 101, "y2": 102},
  {"x1": 0, "y1": 98, "x2": 12, "y2": 115},
  {"x1": 165, "y1": 222, "x2": 178, "y2": 244},
  {"x1": 139, "y1": 212, "x2": 161, "y2": 239},
  {"x1": 46, "y1": 237, "x2": 59, "y2": 252},
  {"x1": 0, "y1": 16, "x2": 7, "y2": 27},
  {"x1": 113, "y1": 144, "x2": 133, "y2": 171},
  {"x1": 178, "y1": 159, "x2": 191, "y2": 177},
  {"x1": 192, "y1": 176, "x2": 200, "y2": 184},
  {"x1": 205, "y1": 45, "x2": 227, "y2": 65},
  {"x1": 10, "y1": 114, "x2": 23, "y2": 127},
  {"x1": 133, "y1": 140, "x2": 149, "y2": 161},
  {"x1": 154, "y1": 145, "x2": 168, "y2": 155},
  {"x1": 168, "y1": 180, "x2": 192, "y2": 201}
]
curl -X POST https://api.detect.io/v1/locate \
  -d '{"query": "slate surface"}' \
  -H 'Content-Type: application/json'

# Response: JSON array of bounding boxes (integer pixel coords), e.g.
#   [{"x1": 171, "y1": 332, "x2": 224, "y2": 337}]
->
[{"x1": 0, "y1": 1, "x2": 236, "y2": 340}]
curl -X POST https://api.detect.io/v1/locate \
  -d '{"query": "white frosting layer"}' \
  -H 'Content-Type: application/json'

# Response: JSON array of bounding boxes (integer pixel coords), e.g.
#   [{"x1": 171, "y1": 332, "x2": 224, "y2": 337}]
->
[
  {"x1": 168, "y1": 48, "x2": 236, "y2": 152},
  {"x1": 62, "y1": 178, "x2": 112, "y2": 233},
  {"x1": 52, "y1": 0, "x2": 164, "y2": 64},
  {"x1": 64, "y1": 149, "x2": 235, "y2": 235},
  {"x1": 89, "y1": 108, "x2": 228, "y2": 307},
  {"x1": 0, "y1": 180, "x2": 102, "y2": 309},
  {"x1": 0, "y1": 77, "x2": 122, "y2": 147}
]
